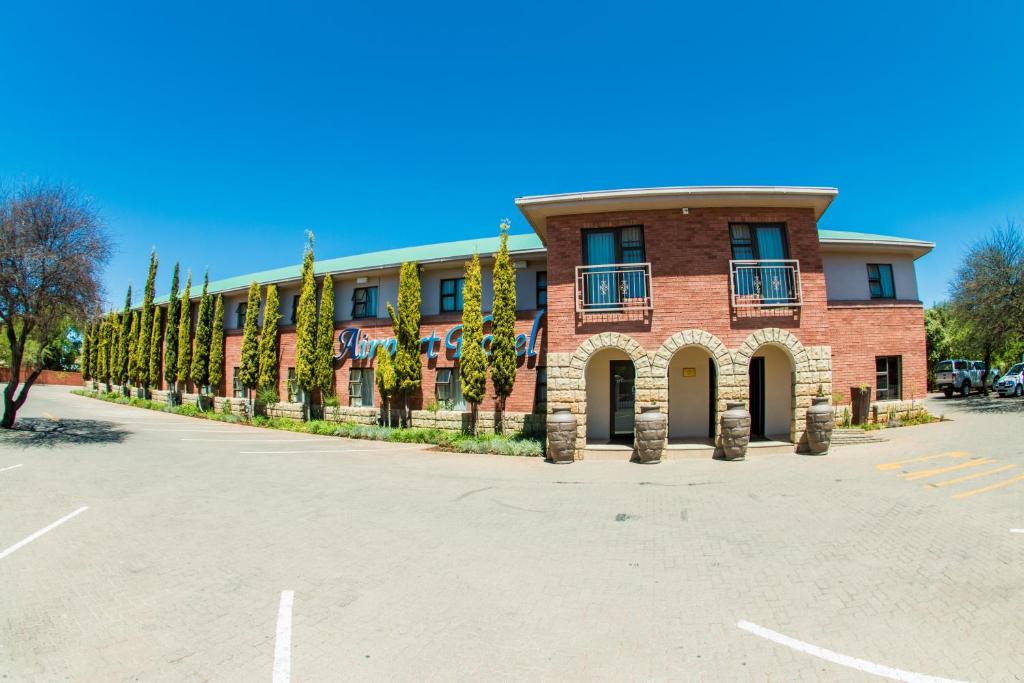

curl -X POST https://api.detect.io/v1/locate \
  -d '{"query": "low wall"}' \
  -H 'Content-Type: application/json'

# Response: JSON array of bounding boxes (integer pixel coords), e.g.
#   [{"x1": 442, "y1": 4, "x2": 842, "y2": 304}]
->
[
  {"x1": 834, "y1": 399, "x2": 928, "y2": 425},
  {"x1": 1, "y1": 368, "x2": 83, "y2": 386}
]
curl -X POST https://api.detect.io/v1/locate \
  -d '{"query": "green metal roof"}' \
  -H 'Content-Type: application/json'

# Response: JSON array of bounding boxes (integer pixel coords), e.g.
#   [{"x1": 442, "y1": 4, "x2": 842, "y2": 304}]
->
[
  {"x1": 818, "y1": 229, "x2": 932, "y2": 245},
  {"x1": 155, "y1": 232, "x2": 545, "y2": 304}
]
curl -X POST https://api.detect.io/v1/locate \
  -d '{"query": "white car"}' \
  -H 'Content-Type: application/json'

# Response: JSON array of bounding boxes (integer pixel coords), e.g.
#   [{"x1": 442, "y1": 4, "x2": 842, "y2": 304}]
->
[{"x1": 996, "y1": 363, "x2": 1024, "y2": 397}]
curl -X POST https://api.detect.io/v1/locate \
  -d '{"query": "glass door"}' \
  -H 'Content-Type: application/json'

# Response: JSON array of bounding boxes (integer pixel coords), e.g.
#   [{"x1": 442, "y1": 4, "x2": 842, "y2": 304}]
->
[
  {"x1": 584, "y1": 230, "x2": 617, "y2": 308},
  {"x1": 610, "y1": 360, "x2": 635, "y2": 440}
]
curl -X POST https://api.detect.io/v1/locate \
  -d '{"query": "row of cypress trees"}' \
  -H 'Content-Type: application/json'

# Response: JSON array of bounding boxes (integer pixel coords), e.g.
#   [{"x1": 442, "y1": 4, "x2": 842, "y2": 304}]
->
[{"x1": 82, "y1": 221, "x2": 519, "y2": 428}]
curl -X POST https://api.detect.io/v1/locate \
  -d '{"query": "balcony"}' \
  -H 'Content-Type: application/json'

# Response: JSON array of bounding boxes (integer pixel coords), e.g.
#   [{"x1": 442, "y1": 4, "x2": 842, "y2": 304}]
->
[
  {"x1": 729, "y1": 259, "x2": 803, "y2": 309},
  {"x1": 575, "y1": 262, "x2": 653, "y2": 313}
]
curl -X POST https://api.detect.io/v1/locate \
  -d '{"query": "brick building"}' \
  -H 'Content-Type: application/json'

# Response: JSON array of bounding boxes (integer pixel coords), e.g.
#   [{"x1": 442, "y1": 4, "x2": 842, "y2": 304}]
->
[{"x1": 153, "y1": 185, "x2": 932, "y2": 457}]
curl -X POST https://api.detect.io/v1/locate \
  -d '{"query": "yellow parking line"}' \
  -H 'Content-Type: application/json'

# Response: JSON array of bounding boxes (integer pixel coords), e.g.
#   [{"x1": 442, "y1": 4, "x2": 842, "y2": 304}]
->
[
  {"x1": 900, "y1": 458, "x2": 995, "y2": 481},
  {"x1": 952, "y1": 473, "x2": 1024, "y2": 500},
  {"x1": 928, "y1": 464, "x2": 1016, "y2": 488},
  {"x1": 876, "y1": 451, "x2": 968, "y2": 471}
]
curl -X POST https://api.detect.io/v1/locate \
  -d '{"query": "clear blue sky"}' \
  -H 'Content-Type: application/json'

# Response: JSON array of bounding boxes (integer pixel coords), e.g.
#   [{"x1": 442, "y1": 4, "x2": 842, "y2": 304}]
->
[{"x1": 3, "y1": 1, "x2": 1022, "y2": 308}]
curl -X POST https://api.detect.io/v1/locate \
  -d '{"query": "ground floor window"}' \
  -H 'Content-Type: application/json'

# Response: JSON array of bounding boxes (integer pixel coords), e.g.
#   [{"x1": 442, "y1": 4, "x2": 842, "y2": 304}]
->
[
  {"x1": 533, "y1": 366, "x2": 547, "y2": 412},
  {"x1": 286, "y1": 367, "x2": 298, "y2": 403},
  {"x1": 435, "y1": 368, "x2": 465, "y2": 410},
  {"x1": 232, "y1": 367, "x2": 244, "y2": 398},
  {"x1": 875, "y1": 356, "x2": 902, "y2": 400},
  {"x1": 349, "y1": 368, "x2": 374, "y2": 407}
]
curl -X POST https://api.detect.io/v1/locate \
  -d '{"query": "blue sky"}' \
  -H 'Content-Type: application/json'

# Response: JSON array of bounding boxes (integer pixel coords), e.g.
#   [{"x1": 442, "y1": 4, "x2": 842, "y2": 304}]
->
[{"x1": 2, "y1": 1, "x2": 1022, "y2": 308}]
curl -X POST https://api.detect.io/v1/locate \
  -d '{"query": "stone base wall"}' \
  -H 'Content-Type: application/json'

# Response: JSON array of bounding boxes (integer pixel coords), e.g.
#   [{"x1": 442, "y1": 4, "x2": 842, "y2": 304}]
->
[
  {"x1": 834, "y1": 399, "x2": 929, "y2": 425},
  {"x1": 546, "y1": 327, "x2": 833, "y2": 459}
]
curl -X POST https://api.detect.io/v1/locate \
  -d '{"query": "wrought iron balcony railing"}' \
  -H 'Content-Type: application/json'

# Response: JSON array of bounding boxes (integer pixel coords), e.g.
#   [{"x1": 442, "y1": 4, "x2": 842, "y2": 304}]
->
[
  {"x1": 729, "y1": 259, "x2": 803, "y2": 308},
  {"x1": 574, "y1": 262, "x2": 653, "y2": 313}
]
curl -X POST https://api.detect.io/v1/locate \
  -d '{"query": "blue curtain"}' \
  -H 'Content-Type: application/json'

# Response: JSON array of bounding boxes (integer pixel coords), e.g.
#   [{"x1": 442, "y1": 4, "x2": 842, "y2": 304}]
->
[
  {"x1": 585, "y1": 232, "x2": 616, "y2": 308},
  {"x1": 755, "y1": 227, "x2": 789, "y2": 304}
]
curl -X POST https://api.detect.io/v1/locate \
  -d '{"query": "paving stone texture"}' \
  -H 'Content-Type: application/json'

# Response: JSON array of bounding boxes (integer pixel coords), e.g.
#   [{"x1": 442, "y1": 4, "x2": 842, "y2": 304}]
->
[{"x1": 0, "y1": 386, "x2": 1021, "y2": 681}]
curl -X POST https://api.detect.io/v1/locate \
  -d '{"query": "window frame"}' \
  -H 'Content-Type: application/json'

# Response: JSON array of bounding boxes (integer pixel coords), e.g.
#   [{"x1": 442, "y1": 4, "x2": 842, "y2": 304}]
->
[
  {"x1": 440, "y1": 278, "x2": 465, "y2": 313},
  {"x1": 875, "y1": 355, "x2": 902, "y2": 401},
  {"x1": 235, "y1": 302, "x2": 247, "y2": 329},
  {"x1": 867, "y1": 263, "x2": 896, "y2": 300},
  {"x1": 232, "y1": 366, "x2": 245, "y2": 398},
  {"x1": 536, "y1": 271, "x2": 547, "y2": 308},
  {"x1": 581, "y1": 225, "x2": 646, "y2": 265},
  {"x1": 728, "y1": 223, "x2": 791, "y2": 261},
  {"x1": 290, "y1": 295, "x2": 300, "y2": 325},
  {"x1": 286, "y1": 367, "x2": 298, "y2": 403},
  {"x1": 534, "y1": 366, "x2": 548, "y2": 413},
  {"x1": 351, "y1": 286, "x2": 378, "y2": 320},
  {"x1": 348, "y1": 367, "x2": 374, "y2": 407}
]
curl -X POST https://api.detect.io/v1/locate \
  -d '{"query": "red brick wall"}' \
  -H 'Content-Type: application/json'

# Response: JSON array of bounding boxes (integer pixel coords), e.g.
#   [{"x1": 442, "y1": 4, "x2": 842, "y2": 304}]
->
[
  {"x1": 0, "y1": 368, "x2": 83, "y2": 386},
  {"x1": 217, "y1": 311, "x2": 546, "y2": 413},
  {"x1": 828, "y1": 302, "x2": 927, "y2": 403},
  {"x1": 544, "y1": 207, "x2": 830, "y2": 353}
]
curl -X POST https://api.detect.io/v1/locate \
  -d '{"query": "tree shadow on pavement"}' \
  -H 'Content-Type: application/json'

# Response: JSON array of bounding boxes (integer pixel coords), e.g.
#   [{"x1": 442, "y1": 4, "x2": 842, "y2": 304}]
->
[
  {"x1": 932, "y1": 394, "x2": 1024, "y2": 415},
  {"x1": 0, "y1": 418, "x2": 130, "y2": 448}
]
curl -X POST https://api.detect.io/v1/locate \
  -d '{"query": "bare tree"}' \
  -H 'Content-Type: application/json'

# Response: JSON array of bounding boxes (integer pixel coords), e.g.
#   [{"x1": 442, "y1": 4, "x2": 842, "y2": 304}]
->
[
  {"x1": 0, "y1": 182, "x2": 111, "y2": 428},
  {"x1": 949, "y1": 220, "x2": 1024, "y2": 394}
]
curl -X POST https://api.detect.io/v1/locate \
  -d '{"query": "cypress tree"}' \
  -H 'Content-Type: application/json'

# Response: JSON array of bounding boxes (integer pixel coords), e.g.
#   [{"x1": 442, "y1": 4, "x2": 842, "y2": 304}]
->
[
  {"x1": 164, "y1": 263, "x2": 181, "y2": 387},
  {"x1": 375, "y1": 344, "x2": 397, "y2": 427},
  {"x1": 258, "y1": 284, "x2": 280, "y2": 395},
  {"x1": 238, "y1": 281, "x2": 262, "y2": 405},
  {"x1": 89, "y1": 320, "x2": 100, "y2": 381},
  {"x1": 294, "y1": 233, "x2": 318, "y2": 413},
  {"x1": 136, "y1": 250, "x2": 158, "y2": 389},
  {"x1": 148, "y1": 307, "x2": 163, "y2": 388},
  {"x1": 175, "y1": 273, "x2": 193, "y2": 391},
  {"x1": 190, "y1": 272, "x2": 212, "y2": 392},
  {"x1": 460, "y1": 252, "x2": 486, "y2": 434},
  {"x1": 386, "y1": 261, "x2": 421, "y2": 425},
  {"x1": 109, "y1": 313, "x2": 120, "y2": 387},
  {"x1": 490, "y1": 220, "x2": 518, "y2": 433},
  {"x1": 208, "y1": 295, "x2": 225, "y2": 394},
  {"x1": 80, "y1": 322, "x2": 92, "y2": 380},
  {"x1": 127, "y1": 310, "x2": 141, "y2": 387},
  {"x1": 115, "y1": 287, "x2": 132, "y2": 388},
  {"x1": 314, "y1": 273, "x2": 335, "y2": 402},
  {"x1": 97, "y1": 319, "x2": 109, "y2": 386}
]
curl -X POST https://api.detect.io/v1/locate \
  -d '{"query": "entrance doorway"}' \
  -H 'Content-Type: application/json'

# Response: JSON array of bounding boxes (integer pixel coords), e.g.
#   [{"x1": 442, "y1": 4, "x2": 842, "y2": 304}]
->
[
  {"x1": 749, "y1": 356, "x2": 765, "y2": 438},
  {"x1": 610, "y1": 360, "x2": 635, "y2": 442},
  {"x1": 748, "y1": 345, "x2": 794, "y2": 441},
  {"x1": 667, "y1": 347, "x2": 717, "y2": 444}
]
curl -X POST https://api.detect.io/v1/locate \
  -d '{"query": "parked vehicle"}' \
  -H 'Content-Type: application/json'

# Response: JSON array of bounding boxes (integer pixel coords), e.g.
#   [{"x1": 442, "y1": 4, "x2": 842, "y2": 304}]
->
[
  {"x1": 996, "y1": 363, "x2": 1024, "y2": 398},
  {"x1": 935, "y1": 359, "x2": 998, "y2": 398}
]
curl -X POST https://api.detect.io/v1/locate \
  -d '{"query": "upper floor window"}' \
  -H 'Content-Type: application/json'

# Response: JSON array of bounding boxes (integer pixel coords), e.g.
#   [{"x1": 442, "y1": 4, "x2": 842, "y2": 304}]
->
[
  {"x1": 352, "y1": 286, "x2": 378, "y2": 319},
  {"x1": 582, "y1": 226, "x2": 645, "y2": 265},
  {"x1": 536, "y1": 271, "x2": 547, "y2": 308},
  {"x1": 867, "y1": 264, "x2": 895, "y2": 299},
  {"x1": 236, "y1": 302, "x2": 247, "y2": 329},
  {"x1": 729, "y1": 223, "x2": 789, "y2": 260},
  {"x1": 290, "y1": 295, "x2": 299, "y2": 324},
  {"x1": 440, "y1": 278, "x2": 465, "y2": 313}
]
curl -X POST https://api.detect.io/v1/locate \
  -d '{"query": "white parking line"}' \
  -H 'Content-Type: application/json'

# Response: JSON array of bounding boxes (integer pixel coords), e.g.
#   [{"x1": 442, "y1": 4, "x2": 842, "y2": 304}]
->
[
  {"x1": 240, "y1": 449, "x2": 382, "y2": 454},
  {"x1": 180, "y1": 438, "x2": 329, "y2": 443},
  {"x1": 737, "y1": 620, "x2": 966, "y2": 682},
  {"x1": 0, "y1": 506, "x2": 89, "y2": 561},
  {"x1": 273, "y1": 590, "x2": 294, "y2": 683},
  {"x1": 0, "y1": 464, "x2": 24, "y2": 473},
  {"x1": 1011, "y1": 529, "x2": 1024, "y2": 534}
]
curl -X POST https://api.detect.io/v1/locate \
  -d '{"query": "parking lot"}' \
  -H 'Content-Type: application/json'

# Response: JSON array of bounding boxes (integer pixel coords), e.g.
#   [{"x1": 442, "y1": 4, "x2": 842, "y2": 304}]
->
[{"x1": 1, "y1": 386, "x2": 1022, "y2": 681}]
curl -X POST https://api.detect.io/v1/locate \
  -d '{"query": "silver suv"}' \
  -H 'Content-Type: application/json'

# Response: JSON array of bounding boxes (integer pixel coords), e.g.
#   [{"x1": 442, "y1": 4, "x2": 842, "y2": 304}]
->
[
  {"x1": 996, "y1": 363, "x2": 1024, "y2": 398},
  {"x1": 935, "y1": 359, "x2": 998, "y2": 398}
]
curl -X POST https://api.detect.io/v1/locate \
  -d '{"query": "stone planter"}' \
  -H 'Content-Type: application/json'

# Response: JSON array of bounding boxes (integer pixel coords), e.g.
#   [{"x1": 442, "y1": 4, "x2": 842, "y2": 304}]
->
[
  {"x1": 804, "y1": 396, "x2": 834, "y2": 455},
  {"x1": 719, "y1": 401, "x2": 750, "y2": 461},
  {"x1": 546, "y1": 406, "x2": 577, "y2": 463},
  {"x1": 634, "y1": 405, "x2": 666, "y2": 464}
]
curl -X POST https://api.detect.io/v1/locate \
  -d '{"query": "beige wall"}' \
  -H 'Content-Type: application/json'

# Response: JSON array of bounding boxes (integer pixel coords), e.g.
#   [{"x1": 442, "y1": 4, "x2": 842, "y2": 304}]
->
[
  {"x1": 668, "y1": 346, "x2": 712, "y2": 439},
  {"x1": 822, "y1": 252, "x2": 919, "y2": 301},
  {"x1": 754, "y1": 344, "x2": 793, "y2": 439},
  {"x1": 585, "y1": 347, "x2": 630, "y2": 442}
]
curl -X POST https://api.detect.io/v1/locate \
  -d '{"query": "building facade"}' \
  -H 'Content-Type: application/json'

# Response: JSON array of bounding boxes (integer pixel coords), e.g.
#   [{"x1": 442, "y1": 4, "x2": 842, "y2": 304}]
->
[{"x1": 154, "y1": 186, "x2": 933, "y2": 458}]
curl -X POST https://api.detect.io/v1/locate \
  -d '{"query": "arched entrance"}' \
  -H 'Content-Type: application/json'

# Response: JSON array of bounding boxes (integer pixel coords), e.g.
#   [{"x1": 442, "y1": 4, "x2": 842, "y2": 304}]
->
[
  {"x1": 585, "y1": 347, "x2": 636, "y2": 444},
  {"x1": 667, "y1": 346, "x2": 716, "y2": 444},
  {"x1": 748, "y1": 344, "x2": 795, "y2": 441}
]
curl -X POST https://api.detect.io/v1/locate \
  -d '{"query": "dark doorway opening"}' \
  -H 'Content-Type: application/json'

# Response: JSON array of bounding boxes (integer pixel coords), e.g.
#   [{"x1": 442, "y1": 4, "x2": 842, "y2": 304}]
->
[
  {"x1": 749, "y1": 356, "x2": 765, "y2": 438},
  {"x1": 609, "y1": 360, "x2": 635, "y2": 443}
]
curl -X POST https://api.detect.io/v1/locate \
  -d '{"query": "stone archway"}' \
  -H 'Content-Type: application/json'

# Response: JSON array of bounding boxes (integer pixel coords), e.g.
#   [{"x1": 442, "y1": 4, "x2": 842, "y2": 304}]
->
[
  {"x1": 652, "y1": 330, "x2": 735, "y2": 443},
  {"x1": 734, "y1": 328, "x2": 815, "y2": 444}
]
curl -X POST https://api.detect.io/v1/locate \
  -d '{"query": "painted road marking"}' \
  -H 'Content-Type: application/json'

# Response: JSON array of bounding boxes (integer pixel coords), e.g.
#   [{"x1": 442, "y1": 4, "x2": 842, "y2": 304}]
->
[
  {"x1": 952, "y1": 473, "x2": 1024, "y2": 500},
  {"x1": 737, "y1": 620, "x2": 966, "y2": 682},
  {"x1": 180, "y1": 438, "x2": 329, "y2": 443},
  {"x1": 0, "y1": 464, "x2": 24, "y2": 473},
  {"x1": 240, "y1": 449, "x2": 382, "y2": 454},
  {"x1": 273, "y1": 590, "x2": 294, "y2": 683},
  {"x1": 901, "y1": 458, "x2": 996, "y2": 481},
  {"x1": 0, "y1": 506, "x2": 89, "y2": 561},
  {"x1": 1011, "y1": 529, "x2": 1024, "y2": 533},
  {"x1": 927, "y1": 463, "x2": 1016, "y2": 488},
  {"x1": 876, "y1": 451, "x2": 968, "y2": 471}
]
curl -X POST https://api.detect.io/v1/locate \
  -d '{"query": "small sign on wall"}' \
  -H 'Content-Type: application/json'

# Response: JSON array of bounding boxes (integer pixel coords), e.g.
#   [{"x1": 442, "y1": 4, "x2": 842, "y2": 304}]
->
[{"x1": 681, "y1": 367, "x2": 696, "y2": 378}]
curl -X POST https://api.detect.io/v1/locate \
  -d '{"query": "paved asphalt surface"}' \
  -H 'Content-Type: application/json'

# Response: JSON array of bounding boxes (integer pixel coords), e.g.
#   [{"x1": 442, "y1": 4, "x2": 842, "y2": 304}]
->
[{"x1": 0, "y1": 386, "x2": 1022, "y2": 681}]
